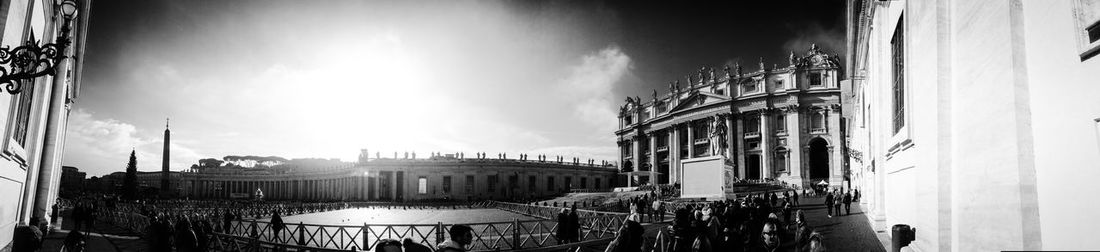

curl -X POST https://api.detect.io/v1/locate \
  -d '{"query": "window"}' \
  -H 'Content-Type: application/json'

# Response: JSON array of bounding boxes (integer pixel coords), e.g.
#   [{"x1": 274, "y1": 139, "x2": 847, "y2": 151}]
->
[
  {"x1": 565, "y1": 177, "x2": 573, "y2": 190},
  {"x1": 775, "y1": 80, "x2": 785, "y2": 90},
  {"x1": 529, "y1": 176, "x2": 537, "y2": 191},
  {"x1": 488, "y1": 175, "x2": 498, "y2": 192},
  {"x1": 747, "y1": 141, "x2": 760, "y2": 150},
  {"x1": 774, "y1": 149, "x2": 788, "y2": 173},
  {"x1": 809, "y1": 72, "x2": 822, "y2": 87},
  {"x1": 595, "y1": 178, "x2": 601, "y2": 189},
  {"x1": 776, "y1": 114, "x2": 786, "y2": 133},
  {"x1": 580, "y1": 177, "x2": 588, "y2": 189},
  {"x1": 812, "y1": 112, "x2": 826, "y2": 130},
  {"x1": 744, "y1": 81, "x2": 757, "y2": 94},
  {"x1": 1074, "y1": 0, "x2": 1100, "y2": 59},
  {"x1": 891, "y1": 16, "x2": 906, "y2": 133},
  {"x1": 547, "y1": 176, "x2": 555, "y2": 192},
  {"x1": 442, "y1": 176, "x2": 452, "y2": 194},
  {"x1": 465, "y1": 175, "x2": 474, "y2": 194},
  {"x1": 417, "y1": 177, "x2": 428, "y2": 194},
  {"x1": 745, "y1": 116, "x2": 760, "y2": 133},
  {"x1": 625, "y1": 116, "x2": 633, "y2": 125}
]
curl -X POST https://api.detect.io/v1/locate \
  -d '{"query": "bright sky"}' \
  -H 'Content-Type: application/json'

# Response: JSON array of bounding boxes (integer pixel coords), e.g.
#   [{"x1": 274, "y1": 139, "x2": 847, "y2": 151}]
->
[{"x1": 65, "y1": 0, "x2": 845, "y2": 176}]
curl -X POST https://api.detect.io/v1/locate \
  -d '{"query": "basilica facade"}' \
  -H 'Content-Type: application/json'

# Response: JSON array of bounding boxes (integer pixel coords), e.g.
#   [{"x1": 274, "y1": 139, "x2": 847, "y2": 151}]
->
[{"x1": 615, "y1": 45, "x2": 845, "y2": 188}]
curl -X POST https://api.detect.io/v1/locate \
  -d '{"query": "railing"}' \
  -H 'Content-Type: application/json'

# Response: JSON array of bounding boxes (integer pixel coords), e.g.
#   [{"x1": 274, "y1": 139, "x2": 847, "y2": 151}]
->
[
  {"x1": 810, "y1": 128, "x2": 827, "y2": 134},
  {"x1": 744, "y1": 131, "x2": 761, "y2": 138},
  {"x1": 692, "y1": 138, "x2": 708, "y2": 145}
]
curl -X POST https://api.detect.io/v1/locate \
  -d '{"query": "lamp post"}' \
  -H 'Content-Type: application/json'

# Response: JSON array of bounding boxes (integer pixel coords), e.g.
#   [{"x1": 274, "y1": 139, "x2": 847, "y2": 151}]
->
[{"x1": 0, "y1": 0, "x2": 79, "y2": 94}]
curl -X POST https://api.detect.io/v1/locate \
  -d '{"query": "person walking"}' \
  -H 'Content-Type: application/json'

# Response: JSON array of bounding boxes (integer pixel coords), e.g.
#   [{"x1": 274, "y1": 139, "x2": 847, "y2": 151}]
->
[
  {"x1": 556, "y1": 208, "x2": 570, "y2": 244},
  {"x1": 792, "y1": 190, "x2": 799, "y2": 207},
  {"x1": 843, "y1": 191, "x2": 853, "y2": 215},
  {"x1": 270, "y1": 210, "x2": 285, "y2": 243},
  {"x1": 824, "y1": 192, "x2": 834, "y2": 218},
  {"x1": 568, "y1": 204, "x2": 580, "y2": 242},
  {"x1": 832, "y1": 191, "x2": 842, "y2": 217}
]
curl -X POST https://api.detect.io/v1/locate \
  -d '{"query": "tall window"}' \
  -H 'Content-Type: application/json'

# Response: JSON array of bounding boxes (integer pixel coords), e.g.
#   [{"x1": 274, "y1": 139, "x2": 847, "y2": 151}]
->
[
  {"x1": 488, "y1": 175, "x2": 498, "y2": 192},
  {"x1": 892, "y1": 16, "x2": 906, "y2": 134},
  {"x1": 776, "y1": 114, "x2": 786, "y2": 133},
  {"x1": 442, "y1": 176, "x2": 452, "y2": 194},
  {"x1": 417, "y1": 177, "x2": 428, "y2": 194},
  {"x1": 465, "y1": 175, "x2": 474, "y2": 194},
  {"x1": 595, "y1": 178, "x2": 601, "y2": 189},
  {"x1": 547, "y1": 176, "x2": 555, "y2": 192},
  {"x1": 529, "y1": 176, "x2": 537, "y2": 191},
  {"x1": 565, "y1": 177, "x2": 573, "y2": 190},
  {"x1": 774, "y1": 149, "x2": 788, "y2": 172},
  {"x1": 580, "y1": 177, "x2": 588, "y2": 189}
]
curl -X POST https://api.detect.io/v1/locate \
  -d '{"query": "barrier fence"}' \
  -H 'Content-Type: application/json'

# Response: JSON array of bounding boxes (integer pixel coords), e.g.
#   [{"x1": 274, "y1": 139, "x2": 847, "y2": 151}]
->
[{"x1": 95, "y1": 201, "x2": 629, "y2": 251}]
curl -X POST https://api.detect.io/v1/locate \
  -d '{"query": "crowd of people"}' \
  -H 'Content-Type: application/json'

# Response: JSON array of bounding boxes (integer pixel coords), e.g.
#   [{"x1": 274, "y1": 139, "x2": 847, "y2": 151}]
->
[{"x1": 605, "y1": 188, "x2": 844, "y2": 252}]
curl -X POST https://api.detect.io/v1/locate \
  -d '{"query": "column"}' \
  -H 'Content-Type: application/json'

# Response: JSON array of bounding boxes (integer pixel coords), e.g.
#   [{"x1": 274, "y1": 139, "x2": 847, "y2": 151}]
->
[
  {"x1": 686, "y1": 121, "x2": 695, "y2": 159},
  {"x1": 668, "y1": 127, "x2": 678, "y2": 184},
  {"x1": 827, "y1": 107, "x2": 844, "y2": 187},
  {"x1": 760, "y1": 111, "x2": 771, "y2": 179},
  {"x1": 786, "y1": 109, "x2": 803, "y2": 184},
  {"x1": 725, "y1": 113, "x2": 735, "y2": 159},
  {"x1": 631, "y1": 135, "x2": 641, "y2": 185},
  {"x1": 735, "y1": 115, "x2": 746, "y2": 178},
  {"x1": 648, "y1": 134, "x2": 657, "y2": 183}
]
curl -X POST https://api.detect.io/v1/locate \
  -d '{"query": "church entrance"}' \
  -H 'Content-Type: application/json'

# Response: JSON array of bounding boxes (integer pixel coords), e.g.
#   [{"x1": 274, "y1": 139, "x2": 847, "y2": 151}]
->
[
  {"x1": 809, "y1": 138, "x2": 830, "y2": 180},
  {"x1": 746, "y1": 154, "x2": 761, "y2": 180}
]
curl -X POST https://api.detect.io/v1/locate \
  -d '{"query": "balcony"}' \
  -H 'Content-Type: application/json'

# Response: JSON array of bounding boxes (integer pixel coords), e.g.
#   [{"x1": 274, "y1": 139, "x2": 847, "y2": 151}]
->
[
  {"x1": 744, "y1": 131, "x2": 761, "y2": 138},
  {"x1": 656, "y1": 146, "x2": 669, "y2": 152},
  {"x1": 693, "y1": 138, "x2": 709, "y2": 145},
  {"x1": 810, "y1": 128, "x2": 827, "y2": 134}
]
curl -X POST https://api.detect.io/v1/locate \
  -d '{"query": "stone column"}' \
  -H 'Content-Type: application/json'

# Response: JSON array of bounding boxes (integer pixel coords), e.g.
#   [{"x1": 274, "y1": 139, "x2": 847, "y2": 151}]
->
[
  {"x1": 786, "y1": 109, "x2": 803, "y2": 184},
  {"x1": 827, "y1": 106, "x2": 844, "y2": 187},
  {"x1": 649, "y1": 134, "x2": 657, "y2": 183},
  {"x1": 760, "y1": 111, "x2": 771, "y2": 179},
  {"x1": 686, "y1": 121, "x2": 695, "y2": 159},
  {"x1": 668, "y1": 127, "x2": 678, "y2": 184},
  {"x1": 631, "y1": 136, "x2": 641, "y2": 186},
  {"x1": 735, "y1": 115, "x2": 746, "y2": 178}
]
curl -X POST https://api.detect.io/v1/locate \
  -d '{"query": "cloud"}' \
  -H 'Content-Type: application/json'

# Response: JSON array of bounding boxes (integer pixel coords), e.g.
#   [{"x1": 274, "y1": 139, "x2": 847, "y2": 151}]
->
[
  {"x1": 63, "y1": 109, "x2": 204, "y2": 176},
  {"x1": 557, "y1": 46, "x2": 632, "y2": 139}
]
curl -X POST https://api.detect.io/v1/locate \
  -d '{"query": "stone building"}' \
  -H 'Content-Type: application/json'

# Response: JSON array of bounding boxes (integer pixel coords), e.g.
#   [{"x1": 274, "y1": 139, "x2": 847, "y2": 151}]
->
[
  {"x1": 846, "y1": 0, "x2": 1100, "y2": 250},
  {"x1": 0, "y1": 0, "x2": 91, "y2": 249},
  {"x1": 180, "y1": 150, "x2": 617, "y2": 201},
  {"x1": 615, "y1": 45, "x2": 845, "y2": 188}
]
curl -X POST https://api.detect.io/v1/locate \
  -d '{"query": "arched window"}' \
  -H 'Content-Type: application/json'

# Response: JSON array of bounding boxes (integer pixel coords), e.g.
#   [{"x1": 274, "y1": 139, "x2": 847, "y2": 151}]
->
[
  {"x1": 812, "y1": 112, "x2": 826, "y2": 130},
  {"x1": 776, "y1": 114, "x2": 786, "y2": 133}
]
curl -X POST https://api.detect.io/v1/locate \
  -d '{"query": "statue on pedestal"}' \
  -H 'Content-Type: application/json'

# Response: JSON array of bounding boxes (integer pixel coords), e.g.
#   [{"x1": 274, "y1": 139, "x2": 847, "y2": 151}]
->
[{"x1": 710, "y1": 115, "x2": 728, "y2": 158}]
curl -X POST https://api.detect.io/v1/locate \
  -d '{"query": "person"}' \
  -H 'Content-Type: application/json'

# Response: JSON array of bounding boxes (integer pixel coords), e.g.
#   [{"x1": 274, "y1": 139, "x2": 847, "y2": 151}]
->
[
  {"x1": 375, "y1": 239, "x2": 403, "y2": 252},
  {"x1": 651, "y1": 200, "x2": 660, "y2": 223},
  {"x1": 793, "y1": 210, "x2": 812, "y2": 251},
  {"x1": 824, "y1": 191, "x2": 834, "y2": 218},
  {"x1": 568, "y1": 204, "x2": 580, "y2": 242},
  {"x1": 63, "y1": 230, "x2": 86, "y2": 252},
  {"x1": 782, "y1": 200, "x2": 792, "y2": 227},
  {"x1": 605, "y1": 215, "x2": 644, "y2": 252},
  {"x1": 175, "y1": 218, "x2": 198, "y2": 252},
  {"x1": 12, "y1": 217, "x2": 43, "y2": 252},
  {"x1": 437, "y1": 224, "x2": 473, "y2": 252},
  {"x1": 403, "y1": 238, "x2": 433, "y2": 252},
  {"x1": 223, "y1": 211, "x2": 234, "y2": 234},
  {"x1": 792, "y1": 190, "x2": 799, "y2": 207},
  {"x1": 832, "y1": 191, "x2": 842, "y2": 217},
  {"x1": 555, "y1": 208, "x2": 570, "y2": 244},
  {"x1": 842, "y1": 191, "x2": 853, "y2": 215},
  {"x1": 854, "y1": 189, "x2": 860, "y2": 202},
  {"x1": 807, "y1": 231, "x2": 826, "y2": 252},
  {"x1": 750, "y1": 220, "x2": 784, "y2": 252},
  {"x1": 271, "y1": 210, "x2": 285, "y2": 242},
  {"x1": 72, "y1": 204, "x2": 84, "y2": 231},
  {"x1": 50, "y1": 203, "x2": 59, "y2": 226}
]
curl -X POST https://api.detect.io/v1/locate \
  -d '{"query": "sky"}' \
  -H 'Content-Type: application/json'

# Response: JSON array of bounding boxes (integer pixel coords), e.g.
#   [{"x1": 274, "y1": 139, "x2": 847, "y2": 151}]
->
[{"x1": 65, "y1": 0, "x2": 846, "y2": 177}]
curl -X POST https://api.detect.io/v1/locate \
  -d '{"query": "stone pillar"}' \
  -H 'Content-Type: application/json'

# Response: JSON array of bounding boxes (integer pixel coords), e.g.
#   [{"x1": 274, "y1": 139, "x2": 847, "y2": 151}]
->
[
  {"x1": 631, "y1": 136, "x2": 641, "y2": 185},
  {"x1": 649, "y1": 134, "x2": 657, "y2": 183},
  {"x1": 686, "y1": 122, "x2": 695, "y2": 159},
  {"x1": 786, "y1": 110, "x2": 803, "y2": 185},
  {"x1": 760, "y1": 111, "x2": 771, "y2": 179},
  {"x1": 668, "y1": 127, "x2": 678, "y2": 184},
  {"x1": 735, "y1": 115, "x2": 746, "y2": 178},
  {"x1": 827, "y1": 107, "x2": 844, "y2": 187}
]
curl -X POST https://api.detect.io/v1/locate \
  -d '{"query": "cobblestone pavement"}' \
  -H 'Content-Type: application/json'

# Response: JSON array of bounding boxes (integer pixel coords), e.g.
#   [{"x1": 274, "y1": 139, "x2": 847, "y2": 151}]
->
[{"x1": 795, "y1": 195, "x2": 886, "y2": 252}]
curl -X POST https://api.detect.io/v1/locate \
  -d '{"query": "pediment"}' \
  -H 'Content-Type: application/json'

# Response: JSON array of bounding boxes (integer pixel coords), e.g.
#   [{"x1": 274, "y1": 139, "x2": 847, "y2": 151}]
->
[{"x1": 668, "y1": 91, "x2": 731, "y2": 114}]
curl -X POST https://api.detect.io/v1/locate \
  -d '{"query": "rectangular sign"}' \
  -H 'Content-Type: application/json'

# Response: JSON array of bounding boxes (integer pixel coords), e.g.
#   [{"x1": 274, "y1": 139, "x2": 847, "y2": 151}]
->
[{"x1": 680, "y1": 156, "x2": 731, "y2": 200}]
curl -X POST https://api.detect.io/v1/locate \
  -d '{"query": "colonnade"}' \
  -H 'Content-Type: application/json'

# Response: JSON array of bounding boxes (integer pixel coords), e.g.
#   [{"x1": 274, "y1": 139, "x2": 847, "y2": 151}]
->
[{"x1": 186, "y1": 173, "x2": 398, "y2": 201}]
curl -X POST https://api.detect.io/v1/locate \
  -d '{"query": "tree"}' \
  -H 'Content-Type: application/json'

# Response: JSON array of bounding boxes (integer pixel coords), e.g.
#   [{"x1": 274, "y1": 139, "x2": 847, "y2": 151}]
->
[{"x1": 122, "y1": 150, "x2": 138, "y2": 200}]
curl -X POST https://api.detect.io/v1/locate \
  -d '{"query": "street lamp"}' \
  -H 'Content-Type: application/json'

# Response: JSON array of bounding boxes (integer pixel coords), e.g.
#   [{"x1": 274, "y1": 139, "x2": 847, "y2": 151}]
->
[{"x1": 0, "y1": 0, "x2": 79, "y2": 94}]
